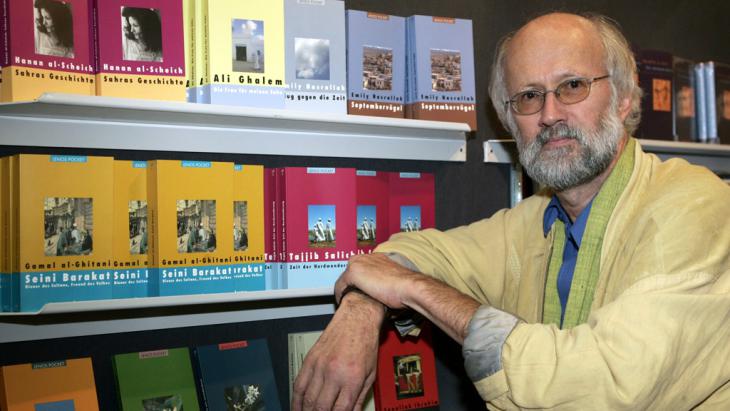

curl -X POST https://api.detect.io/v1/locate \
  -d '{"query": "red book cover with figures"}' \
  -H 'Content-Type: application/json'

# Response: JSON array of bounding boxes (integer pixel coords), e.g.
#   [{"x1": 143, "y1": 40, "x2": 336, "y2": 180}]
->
[
  {"x1": 94, "y1": 0, "x2": 186, "y2": 100},
  {"x1": 636, "y1": 49, "x2": 674, "y2": 140},
  {"x1": 387, "y1": 172, "x2": 435, "y2": 236},
  {"x1": 374, "y1": 322, "x2": 439, "y2": 411},
  {"x1": 2, "y1": 0, "x2": 95, "y2": 102},
  {"x1": 356, "y1": 170, "x2": 390, "y2": 254},
  {"x1": 279, "y1": 167, "x2": 356, "y2": 289}
]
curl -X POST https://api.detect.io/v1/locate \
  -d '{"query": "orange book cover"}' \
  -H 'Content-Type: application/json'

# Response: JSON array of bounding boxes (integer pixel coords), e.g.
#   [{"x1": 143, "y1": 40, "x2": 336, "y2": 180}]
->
[
  {"x1": 0, "y1": 357, "x2": 99, "y2": 410},
  {"x1": 112, "y1": 160, "x2": 150, "y2": 298},
  {"x1": 232, "y1": 164, "x2": 266, "y2": 291},
  {"x1": 14, "y1": 154, "x2": 114, "y2": 312}
]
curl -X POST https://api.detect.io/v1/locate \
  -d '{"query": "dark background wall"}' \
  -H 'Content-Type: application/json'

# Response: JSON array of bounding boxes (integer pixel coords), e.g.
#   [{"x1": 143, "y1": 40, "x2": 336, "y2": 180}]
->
[{"x1": 1, "y1": 1, "x2": 728, "y2": 410}]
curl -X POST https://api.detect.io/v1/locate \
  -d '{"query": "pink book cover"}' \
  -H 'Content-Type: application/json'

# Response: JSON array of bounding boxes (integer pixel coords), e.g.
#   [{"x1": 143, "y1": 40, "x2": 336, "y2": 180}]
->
[
  {"x1": 94, "y1": 0, "x2": 185, "y2": 100},
  {"x1": 388, "y1": 172, "x2": 435, "y2": 236},
  {"x1": 280, "y1": 167, "x2": 357, "y2": 289},
  {"x1": 1, "y1": 0, "x2": 95, "y2": 102},
  {"x1": 356, "y1": 170, "x2": 389, "y2": 253}
]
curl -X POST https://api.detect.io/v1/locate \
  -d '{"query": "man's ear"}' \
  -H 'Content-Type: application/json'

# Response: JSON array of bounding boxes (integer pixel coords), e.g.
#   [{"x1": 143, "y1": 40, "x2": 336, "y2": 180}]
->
[{"x1": 617, "y1": 93, "x2": 632, "y2": 122}]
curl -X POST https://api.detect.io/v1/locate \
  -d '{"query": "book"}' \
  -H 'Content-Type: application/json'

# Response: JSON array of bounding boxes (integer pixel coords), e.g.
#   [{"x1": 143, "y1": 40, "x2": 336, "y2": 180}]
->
[
  {"x1": 1, "y1": 155, "x2": 16, "y2": 312},
  {"x1": 264, "y1": 167, "x2": 279, "y2": 289},
  {"x1": 0, "y1": 157, "x2": 6, "y2": 311},
  {"x1": 14, "y1": 154, "x2": 114, "y2": 312},
  {"x1": 94, "y1": 0, "x2": 186, "y2": 101},
  {"x1": 147, "y1": 159, "x2": 246, "y2": 296},
  {"x1": 198, "y1": 0, "x2": 286, "y2": 108},
  {"x1": 346, "y1": 10, "x2": 405, "y2": 118},
  {"x1": 287, "y1": 329, "x2": 376, "y2": 410},
  {"x1": 184, "y1": 0, "x2": 194, "y2": 102},
  {"x1": 704, "y1": 61, "x2": 730, "y2": 145},
  {"x1": 232, "y1": 164, "x2": 266, "y2": 291},
  {"x1": 0, "y1": 357, "x2": 99, "y2": 410},
  {"x1": 279, "y1": 167, "x2": 357, "y2": 289},
  {"x1": 694, "y1": 62, "x2": 708, "y2": 142},
  {"x1": 636, "y1": 49, "x2": 674, "y2": 140},
  {"x1": 373, "y1": 322, "x2": 439, "y2": 411},
  {"x1": 112, "y1": 160, "x2": 150, "y2": 299},
  {"x1": 194, "y1": 339, "x2": 282, "y2": 411},
  {"x1": 672, "y1": 56, "x2": 697, "y2": 142},
  {"x1": 1, "y1": 0, "x2": 95, "y2": 102},
  {"x1": 191, "y1": 0, "x2": 204, "y2": 101},
  {"x1": 283, "y1": 0, "x2": 346, "y2": 114},
  {"x1": 356, "y1": 170, "x2": 390, "y2": 254},
  {"x1": 388, "y1": 172, "x2": 435, "y2": 236},
  {"x1": 405, "y1": 15, "x2": 476, "y2": 130},
  {"x1": 113, "y1": 347, "x2": 199, "y2": 411}
]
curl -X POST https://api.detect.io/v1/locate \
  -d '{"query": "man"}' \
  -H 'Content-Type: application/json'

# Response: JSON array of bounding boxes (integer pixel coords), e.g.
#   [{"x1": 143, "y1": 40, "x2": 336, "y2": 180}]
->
[{"x1": 292, "y1": 12, "x2": 730, "y2": 411}]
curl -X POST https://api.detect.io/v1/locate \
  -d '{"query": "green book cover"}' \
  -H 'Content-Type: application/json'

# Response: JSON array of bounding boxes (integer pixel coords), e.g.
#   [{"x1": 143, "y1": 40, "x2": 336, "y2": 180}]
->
[{"x1": 113, "y1": 347, "x2": 200, "y2": 411}]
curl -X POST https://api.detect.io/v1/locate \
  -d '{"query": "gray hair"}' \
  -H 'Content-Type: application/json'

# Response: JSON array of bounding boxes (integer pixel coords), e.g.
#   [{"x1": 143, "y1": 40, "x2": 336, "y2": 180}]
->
[{"x1": 488, "y1": 12, "x2": 642, "y2": 136}]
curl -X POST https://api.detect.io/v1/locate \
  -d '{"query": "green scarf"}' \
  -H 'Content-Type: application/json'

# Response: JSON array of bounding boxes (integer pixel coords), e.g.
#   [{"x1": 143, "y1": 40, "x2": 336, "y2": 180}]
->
[{"x1": 542, "y1": 138, "x2": 636, "y2": 329}]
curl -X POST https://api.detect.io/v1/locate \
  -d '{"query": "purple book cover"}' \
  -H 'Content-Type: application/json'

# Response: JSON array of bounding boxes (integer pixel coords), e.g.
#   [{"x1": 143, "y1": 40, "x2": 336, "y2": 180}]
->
[
  {"x1": 94, "y1": 0, "x2": 185, "y2": 100},
  {"x1": 1, "y1": 0, "x2": 95, "y2": 102}
]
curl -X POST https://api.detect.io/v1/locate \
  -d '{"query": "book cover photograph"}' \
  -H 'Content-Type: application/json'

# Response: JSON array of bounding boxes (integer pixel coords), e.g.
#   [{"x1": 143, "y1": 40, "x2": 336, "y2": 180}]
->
[
  {"x1": 346, "y1": 10, "x2": 405, "y2": 118},
  {"x1": 636, "y1": 49, "x2": 674, "y2": 140},
  {"x1": 405, "y1": 15, "x2": 476, "y2": 130},
  {"x1": 113, "y1": 347, "x2": 199, "y2": 411},
  {"x1": 355, "y1": 170, "x2": 389, "y2": 253},
  {"x1": 147, "y1": 159, "x2": 245, "y2": 296},
  {"x1": 199, "y1": 0, "x2": 285, "y2": 108},
  {"x1": 112, "y1": 160, "x2": 150, "y2": 299},
  {"x1": 95, "y1": 0, "x2": 186, "y2": 101},
  {"x1": 387, "y1": 172, "x2": 435, "y2": 237},
  {"x1": 232, "y1": 164, "x2": 266, "y2": 292},
  {"x1": 374, "y1": 323, "x2": 439, "y2": 411},
  {"x1": 280, "y1": 167, "x2": 357, "y2": 289},
  {"x1": 283, "y1": 0, "x2": 346, "y2": 113},
  {"x1": 0, "y1": 358, "x2": 99, "y2": 411},
  {"x1": 194, "y1": 339, "x2": 282, "y2": 411},
  {"x1": 1, "y1": 0, "x2": 95, "y2": 102},
  {"x1": 14, "y1": 154, "x2": 114, "y2": 312}
]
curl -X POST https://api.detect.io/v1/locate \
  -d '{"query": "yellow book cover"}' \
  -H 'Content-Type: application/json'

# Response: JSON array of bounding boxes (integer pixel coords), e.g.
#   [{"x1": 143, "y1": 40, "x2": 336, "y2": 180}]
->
[
  {"x1": 148, "y1": 159, "x2": 240, "y2": 296},
  {"x1": 0, "y1": 358, "x2": 99, "y2": 411},
  {"x1": 199, "y1": 0, "x2": 285, "y2": 108},
  {"x1": 1, "y1": 0, "x2": 95, "y2": 102},
  {"x1": 15, "y1": 154, "x2": 114, "y2": 312},
  {"x1": 232, "y1": 164, "x2": 265, "y2": 291},
  {"x1": 112, "y1": 160, "x2": 150, "y2": 299},
  {"x1": 94, "y1": 0, "x2": 186, "y2": 101}
]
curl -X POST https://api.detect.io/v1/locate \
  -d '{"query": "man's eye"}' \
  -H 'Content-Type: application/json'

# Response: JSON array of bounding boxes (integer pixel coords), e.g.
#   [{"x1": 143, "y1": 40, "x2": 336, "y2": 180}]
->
[
  {"x1": 565, "y1": 79, "x2": 584, "y2": 89},
  {"x1": 520, "y1": 91, "x2": 539, "y2": 101}
]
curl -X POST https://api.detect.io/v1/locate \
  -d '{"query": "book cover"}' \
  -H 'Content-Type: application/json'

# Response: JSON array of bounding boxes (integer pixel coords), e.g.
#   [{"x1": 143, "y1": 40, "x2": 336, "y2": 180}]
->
[
  {"x1": 113, "y1": 347, "x2": 199, "y2": 411},
  {"x1": 280, "y1": 167, "x2": 357, "y2": 289},
  {"x1": 346, "y1": 10, "x2": 405, "y2": 118},
  {"x1": 94, "y1": 0, "x2": 186, "y2": 101},
  {"x1": 112, "y1": 160, "x2": 150, "y2": 299},
  {"x1": 0, "y1": 358, "x2": 99, "y2": 411},
  {"x1": 283, "y1": 0, "x2": 346, "y2": 114},
  {"x1": 199, "y1": 0, "x2": 285, "y2": 108},
  {"x1": 706, "y1": 61, "x2": 730, "y2": 145},
  {"x1": 147, "y1": 159, "x2": 244, "y2": 296},
  {"x1": 191, "y1": 0, "x2": 203, "y2": 101},
  {"x1": 405, "y1": 15, "x2": 476, "y2": 130},
  {"x1": 0, "y1": 0, "x2": 6, "y2": 98},
  {"x1": 14, "y1": 154, "x2": 114, "y2": 312},
  {"x1": 356, "y1": 170, "x2": 389, "y2": 254},
  {"x1": 183, "y1": 0, "x2": 194, "y2": 102},
  {"x1": 264, "y1": 167, "x2": 279, "y2": 289},
  {"x1": 694, "y1": 62, "x2": 708, "y2": 142},
  {"x1": 1, "y1": 0, "x2": 95, "y2": 102},
  {"x1": 194, "y1": 339, "x2": 282, "y2": 411},
  {"x1": 672, "y1": 56, "x2": 697, "y2": 142},
  {"x1": 388, "y1": 172, "x2": 435, "y2": 236},
  {"x1": 636, "y1": 49, "x2": 674, "y2": 140},
  {"x1": 373, "y1": 322, "x2": 439, "y2": 411},
  {"x1": 232, "y1": 164, "x2": 266, "y2": 292}
]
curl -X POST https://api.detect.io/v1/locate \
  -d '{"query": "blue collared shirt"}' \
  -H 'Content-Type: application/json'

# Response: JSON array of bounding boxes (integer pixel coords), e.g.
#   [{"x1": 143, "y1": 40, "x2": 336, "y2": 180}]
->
[{"x1": 543, "y1": 196, "x2": 594, "y2": 327}]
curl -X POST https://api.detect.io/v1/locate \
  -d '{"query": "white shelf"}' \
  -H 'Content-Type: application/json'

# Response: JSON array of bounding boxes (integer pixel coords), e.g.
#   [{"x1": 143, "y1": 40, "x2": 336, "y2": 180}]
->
[
  {"x1": 484, "y1": 139, "x2": 730, "y2": 175},
  {"x1": 0, "y1": 93, "x2": 468, "y2": 161}
]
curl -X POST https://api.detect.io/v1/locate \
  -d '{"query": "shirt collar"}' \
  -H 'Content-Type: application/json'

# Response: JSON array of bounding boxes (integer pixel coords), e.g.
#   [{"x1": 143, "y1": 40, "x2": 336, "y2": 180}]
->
[{"x1": 543, "y1": 195, "x2": 595, "y2": 247}]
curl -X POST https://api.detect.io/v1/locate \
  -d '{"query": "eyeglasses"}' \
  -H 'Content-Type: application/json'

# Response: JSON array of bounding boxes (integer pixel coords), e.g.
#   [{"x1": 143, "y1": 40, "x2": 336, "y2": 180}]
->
[{"x1": 505, "y1": 75, "x2": 611, "y2": 115}]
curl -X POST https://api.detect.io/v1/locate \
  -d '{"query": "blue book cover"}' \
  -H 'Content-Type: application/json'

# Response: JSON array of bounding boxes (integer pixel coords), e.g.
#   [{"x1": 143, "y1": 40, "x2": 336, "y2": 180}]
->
[
  {"x1": 283, "y1": 0, "x2": 346, "y2": 114},
  {"x1": 694, "y1": 63, "x2": 708, "y2": 142},
  {"x1": 406, "y1": 15, "x2": 476, "y2": 130},
  {"x1": 346, "y1": 10, "x2": 405, "y2": 118},
  {"x1": 703, "y1": 61, "x2": 718, "y2": 143},
  {"x1": 194, "y1": 339, "x2": 282, "y2": 411}
]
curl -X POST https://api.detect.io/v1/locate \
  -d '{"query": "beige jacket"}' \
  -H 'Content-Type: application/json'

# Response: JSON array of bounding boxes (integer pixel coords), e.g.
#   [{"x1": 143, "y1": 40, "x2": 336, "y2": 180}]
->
[{"x1": 376, "y1": 141, "x2": 730, "y2": 410}]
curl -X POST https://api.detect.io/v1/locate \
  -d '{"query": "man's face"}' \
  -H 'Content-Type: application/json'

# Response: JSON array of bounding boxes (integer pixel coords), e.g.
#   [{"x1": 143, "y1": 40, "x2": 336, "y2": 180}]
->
[{"x1": 504, "y1": 15, "x2": 629, "y2": 191}]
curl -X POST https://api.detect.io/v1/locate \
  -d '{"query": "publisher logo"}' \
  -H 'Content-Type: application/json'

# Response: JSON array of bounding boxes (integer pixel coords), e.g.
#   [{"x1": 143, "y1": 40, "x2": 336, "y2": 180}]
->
[
  {"x1": 50, "y1": 155, "x2": 87, "y2": 163},
  {"x1": 139, "y1": 349, "x2": 169, "y2": 359},
  {"x1": 132, "y1": 161, "x2": 147, "y2": 169},
  {"x1": 181, "y1": 160, "x2": 212, "y2": 168},
  {"x1": 399, "y1": 172, "x2": 421, "y2": 179},
  {"x1": 356, "y1": 170, "x2": 377, "y2": 176},
  {"x1": 219, "y1": 341, "x2": 249, "y2": 350},
  {"x1": 433, "y1": 16, "x2": 456, "y2": 24},
  {"x1": 234, "y1": 164, "x2": 243, "y2": 171},
  {"x1": 367, "y1": 12, "x2": 389, "y2": 21},
  {"x1": 307, "y1": 167, "x2": 335, "y2": 174},
  {"x1": 297, "y1": 0, "x2": 325, "y2": 5},
  {"x1": 32, "y1": 360, "x2": 67, "y2": 369}
]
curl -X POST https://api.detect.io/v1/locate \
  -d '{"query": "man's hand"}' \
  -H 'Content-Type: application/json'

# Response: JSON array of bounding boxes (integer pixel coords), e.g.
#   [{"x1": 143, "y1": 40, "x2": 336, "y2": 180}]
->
[
  {"x1": 334, "y1": 253, "x2": 421, "y2": 309},
  {"x1": 292, "y1": 291, "x2": 386, "y2": 411}
]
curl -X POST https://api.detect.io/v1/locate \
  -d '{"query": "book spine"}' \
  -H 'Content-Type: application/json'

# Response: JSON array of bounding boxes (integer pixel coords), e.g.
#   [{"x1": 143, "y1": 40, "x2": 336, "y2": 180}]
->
[
  {"x1": 278, "y1": 167, "x2": 287, "y2": 289},
  {"x1": 146, "y1": 161, "x2": 159, "y2": 297},
  {"x1": 0, "y1": 157, "x2": 5, "y2": 311},
  {"x1": 694, "y1": 63, "x2": 707, "y2": 142},
  {"x1": 92, "y1": 0, "x2": 100, "y2": 89},
  {"x1": 191, "y1": 349, "x2": 210, "y2": 411},
  {"x1": 704, "y1": 62, "x2": 718, "y2": 142},
  {"x1": 269, "y1": 168, "x2": 279, "y2": 289},
  {"x1": 185, "y1": 0, "x2": 195, "y2": 102},
  {"x1": 0, "y1": 0, "x2": 8, "y2": 102},
  {"x1": 9, "y1": 155, "x2": 18, "y2": 311},
  {"x1": 199, "y1": 0, "x2": 210, "y2": 103}
]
